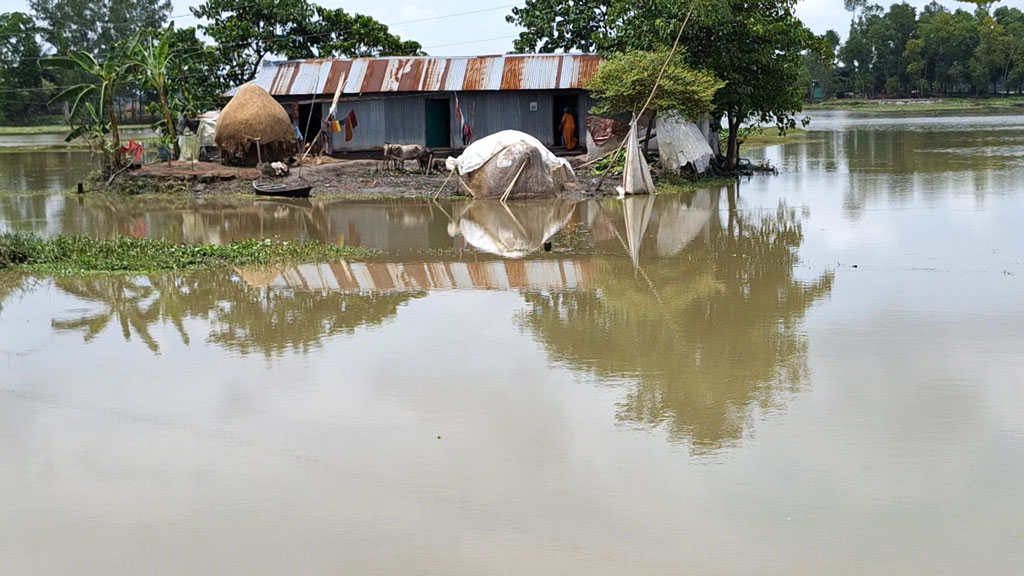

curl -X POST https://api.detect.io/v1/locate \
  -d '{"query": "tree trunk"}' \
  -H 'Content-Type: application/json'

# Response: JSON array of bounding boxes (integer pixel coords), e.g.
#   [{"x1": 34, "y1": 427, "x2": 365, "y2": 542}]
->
[
  {"x1": 725, "y1": 112, "x2": 741, "y2": 169},
  {"x1": 158, "y1": 90, "x2": 179, "y2": 158},
  {"x1": 108, "y1": 94, "x2": 121, "y2": 171}
]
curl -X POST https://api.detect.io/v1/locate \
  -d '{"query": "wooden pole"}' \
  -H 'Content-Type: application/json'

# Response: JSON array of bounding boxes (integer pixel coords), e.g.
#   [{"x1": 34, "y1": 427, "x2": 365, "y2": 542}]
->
[
  {"x1": 433, "y1": 170, "x2": 455, "y2": 201},
  {"x1": 500, "y1": 159, "x2": 529, "y2": 203}
]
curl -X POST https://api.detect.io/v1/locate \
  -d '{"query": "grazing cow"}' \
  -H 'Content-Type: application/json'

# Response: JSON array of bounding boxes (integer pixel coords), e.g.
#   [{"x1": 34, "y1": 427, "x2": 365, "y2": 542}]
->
[{"x1": 384, "y1": 144, "x2": 433, "y2": 173}]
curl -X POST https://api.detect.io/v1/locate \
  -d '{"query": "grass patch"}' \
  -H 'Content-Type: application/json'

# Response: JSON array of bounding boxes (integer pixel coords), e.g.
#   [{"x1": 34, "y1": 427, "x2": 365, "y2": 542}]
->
[
  {"x1": 656, "y1": 173, "x2": 737, "y2": 194},
  {"x1": 737, "y1": 127, "x2": 809, "y2": 149},
  {"x1": 0, "y1": 233, "x2": 374, "y2": 274},
  {"x1": 809, "y1": 97, "x2": 1024, "y2": 112}
]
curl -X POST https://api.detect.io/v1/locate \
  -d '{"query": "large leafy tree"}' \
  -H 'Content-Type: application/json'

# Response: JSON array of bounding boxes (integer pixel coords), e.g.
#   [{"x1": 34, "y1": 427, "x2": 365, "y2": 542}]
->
[
  {"x1": 507, "y1": 0, "x2": 819, "y2": 168},
  {"x1": 29, "y1": 0, "x2": 170, "y2": 54},
  {"x1": 162, "y1": 26, "x2": 228, "y2": 116},
  {"x1": 192, "y1": 0, "x2": 422, "y2": 87},
  {"x1": 0, "y1": 12, "x2": 46, "y2": 122}
]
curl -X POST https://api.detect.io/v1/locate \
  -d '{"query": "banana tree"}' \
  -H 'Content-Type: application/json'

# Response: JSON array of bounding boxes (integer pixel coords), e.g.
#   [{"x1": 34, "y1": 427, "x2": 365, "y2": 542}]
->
[
  {"x1": 44, "y1": 38, "x2": 139, "y2": 171},
  {"x1": 130, "y1": 29, "x2": 178, "y2": 155}
]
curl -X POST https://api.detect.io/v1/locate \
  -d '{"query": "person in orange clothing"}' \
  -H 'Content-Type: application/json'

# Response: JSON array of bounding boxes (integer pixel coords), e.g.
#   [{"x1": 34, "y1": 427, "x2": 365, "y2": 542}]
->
[{"x1": 559, "y1": 108, "x2": 578, "y2": 150}]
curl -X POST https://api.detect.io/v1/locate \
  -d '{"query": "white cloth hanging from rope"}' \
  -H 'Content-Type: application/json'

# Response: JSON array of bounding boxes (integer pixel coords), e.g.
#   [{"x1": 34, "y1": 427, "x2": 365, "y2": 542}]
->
[{"x1": 618, "y1": 117, "x2": 655, "y2": 196}]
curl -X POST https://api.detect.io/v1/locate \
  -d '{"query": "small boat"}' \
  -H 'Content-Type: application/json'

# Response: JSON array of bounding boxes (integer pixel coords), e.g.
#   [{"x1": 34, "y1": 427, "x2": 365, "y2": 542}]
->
[{"x1": 252, "y1": 180, "x2": 312, "y2": 198}]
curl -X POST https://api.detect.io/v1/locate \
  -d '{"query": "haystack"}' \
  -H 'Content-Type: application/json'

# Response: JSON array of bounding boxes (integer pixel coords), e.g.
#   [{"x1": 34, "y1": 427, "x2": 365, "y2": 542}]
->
[{"x1": 215, "y1": 84, "x2": 295, "y2": 164}]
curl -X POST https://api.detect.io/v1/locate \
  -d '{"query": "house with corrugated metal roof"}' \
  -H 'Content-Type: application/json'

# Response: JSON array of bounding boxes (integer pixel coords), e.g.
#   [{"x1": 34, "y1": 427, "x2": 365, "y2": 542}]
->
[{"x1": 232, "y1": 53, "x2": 602, "y2": 153}]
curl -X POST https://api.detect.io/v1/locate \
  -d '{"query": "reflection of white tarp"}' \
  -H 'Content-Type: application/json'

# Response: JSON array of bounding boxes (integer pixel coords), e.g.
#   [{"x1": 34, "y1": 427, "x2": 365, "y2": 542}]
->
[
  {"x1": 655, "y1": 189, "x2": 717, "y2": 256},
  {"x1": 446, "y1": 130, "x2": 574, "y2": 176},
  {"x1": 657, "y1": 115, "x2": 714, "y2": 173},
  {"x1": 619, "y1": 118, "x2": 655, "y2": 196},
  {"x1": 448, "y1": 199, "x2": 577, "y2": 258}
]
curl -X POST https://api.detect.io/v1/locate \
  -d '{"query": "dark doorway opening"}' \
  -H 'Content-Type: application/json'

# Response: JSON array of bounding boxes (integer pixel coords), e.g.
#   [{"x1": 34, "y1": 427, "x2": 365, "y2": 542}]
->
[
  {"x1": 552, "y1": 94, "x2": 581, "y2": 148},
  {"x1": 298, "y1": 103, "x2": 323, "y2": 145},
  {"x1": 425, "y1": 98, "x2": 451, "y2": 148}
]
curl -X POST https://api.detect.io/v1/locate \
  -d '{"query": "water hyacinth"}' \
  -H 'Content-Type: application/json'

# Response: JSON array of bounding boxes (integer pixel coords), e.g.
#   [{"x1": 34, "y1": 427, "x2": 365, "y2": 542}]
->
[{"x1": 0, "y1": 233, "x2": 374, "y2": 274}]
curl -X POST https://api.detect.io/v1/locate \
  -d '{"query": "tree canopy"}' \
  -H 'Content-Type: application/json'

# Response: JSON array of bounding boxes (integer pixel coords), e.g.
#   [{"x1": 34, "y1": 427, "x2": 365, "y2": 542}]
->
[
  {"x1": 29, "y1": 0, "x2": 170, "y2": 54},
  {"x1": 507, "y1": 0, "x2": 819, "y2": 167},
  {"x1": 0, "y1": 12, "x2": 46, "y2": 122},
  {"x1": 815, "y1": 2, "x2": 1024, "y2": 98},
  {"x1": 587, "y1": 49, "x2": 724, "y2": 119},
  {"x1": 192, "y1": 0, "x2": 422, "y2": 87}
]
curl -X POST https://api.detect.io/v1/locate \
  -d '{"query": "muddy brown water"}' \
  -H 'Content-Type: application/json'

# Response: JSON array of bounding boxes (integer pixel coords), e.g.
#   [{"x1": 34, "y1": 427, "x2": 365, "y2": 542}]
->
[{"x1": 2, "y1": 111, "x2": 1024, "y2": 574}]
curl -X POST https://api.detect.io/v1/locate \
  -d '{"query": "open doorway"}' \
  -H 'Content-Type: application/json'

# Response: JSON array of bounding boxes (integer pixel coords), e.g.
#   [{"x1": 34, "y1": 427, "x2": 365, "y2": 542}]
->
[
  {"x1": 298, "y1": 103, "x2": 323, "y2": 144},
  {"x1": 425, "y1": 98, "x2": 451, "y2": 148},
  {"x1": 552, "y1": 94, "x2": 581, "y2": 149}
]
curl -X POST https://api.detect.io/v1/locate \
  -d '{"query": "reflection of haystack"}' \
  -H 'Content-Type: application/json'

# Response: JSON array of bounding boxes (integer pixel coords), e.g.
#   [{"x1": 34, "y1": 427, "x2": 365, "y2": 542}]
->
[
  {"x1": 215, "y1": 84, "x2": 295, "y2": 165},
  {"x1": 236, "y1": 266, "x2": 283, "y2": 288}
]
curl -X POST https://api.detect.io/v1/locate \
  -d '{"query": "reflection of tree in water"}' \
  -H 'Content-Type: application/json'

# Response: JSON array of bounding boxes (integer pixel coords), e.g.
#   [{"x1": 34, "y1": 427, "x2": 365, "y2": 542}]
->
[
  {"x1": 207, "y1": 282, "x2": 420, "y2": 357},
  {"x1": 52, "y1": 269, "x2": 421, "y2": 357},
  {"x1": 0, "y1": 272, "x2": 27, "y2": 312},
  {"x1": 52, "y1": 276, "x2": 166, "y2": 353},
  {"x1": 521, "y1": 203, "x2": 833, "y2": 452}
]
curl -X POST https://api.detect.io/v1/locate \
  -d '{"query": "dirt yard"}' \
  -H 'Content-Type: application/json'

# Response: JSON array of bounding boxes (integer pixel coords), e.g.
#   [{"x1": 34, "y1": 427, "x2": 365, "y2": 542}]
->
[{"x1": 110, "y1": 157, "x2": 617, "y2": 198}]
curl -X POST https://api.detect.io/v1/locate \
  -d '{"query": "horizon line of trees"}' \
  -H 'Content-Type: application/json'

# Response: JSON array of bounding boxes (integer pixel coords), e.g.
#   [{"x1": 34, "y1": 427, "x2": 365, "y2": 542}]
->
[
  {"x1": 805, "y1": 1, "x2": 1024, "y2": 99},
  {"x1": 0, "y1": 0, "x2": 422, "y2": 127}
]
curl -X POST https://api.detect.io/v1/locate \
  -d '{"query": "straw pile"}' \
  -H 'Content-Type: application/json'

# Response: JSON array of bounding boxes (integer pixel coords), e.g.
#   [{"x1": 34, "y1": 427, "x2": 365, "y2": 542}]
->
[{"x1": 215, "y1": 84, "x2": 295, "y2": 159}]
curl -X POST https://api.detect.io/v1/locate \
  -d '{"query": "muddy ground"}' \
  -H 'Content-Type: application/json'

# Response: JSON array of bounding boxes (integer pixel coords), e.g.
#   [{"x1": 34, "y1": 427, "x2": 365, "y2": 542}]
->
[{"x1": 109, "y1": 157, "x2": 623, "y2": 198}]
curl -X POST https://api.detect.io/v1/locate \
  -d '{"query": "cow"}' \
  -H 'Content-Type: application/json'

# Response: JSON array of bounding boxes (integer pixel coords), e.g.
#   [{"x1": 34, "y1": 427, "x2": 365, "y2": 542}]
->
[{"x1": 383, "y1": 144, "x2": 433, "y2": 174}]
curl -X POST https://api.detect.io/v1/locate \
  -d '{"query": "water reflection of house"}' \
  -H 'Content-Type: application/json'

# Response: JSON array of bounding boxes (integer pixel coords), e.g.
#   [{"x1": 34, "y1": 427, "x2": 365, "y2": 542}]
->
[
  {"x1": 176, "y1": 199, "x2": 451, "y2": 252},
  {"x1": 240, "y1": 259, "x2": 596, "y2": 293},
  {"x1": 325, "y1": 202, "x2": 450, "y2": 253}
]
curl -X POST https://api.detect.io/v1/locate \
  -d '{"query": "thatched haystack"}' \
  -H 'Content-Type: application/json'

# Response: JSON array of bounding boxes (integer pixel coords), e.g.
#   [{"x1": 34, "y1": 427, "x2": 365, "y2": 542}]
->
[{"x1": 216, "y1": 84, "x2": 295, "y2": 165}]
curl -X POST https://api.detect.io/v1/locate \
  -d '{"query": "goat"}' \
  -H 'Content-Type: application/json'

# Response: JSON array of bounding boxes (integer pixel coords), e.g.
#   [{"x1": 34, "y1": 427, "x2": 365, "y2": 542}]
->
[{"x1": 383, "y1": 144, "x2": 432, "y2": 173}]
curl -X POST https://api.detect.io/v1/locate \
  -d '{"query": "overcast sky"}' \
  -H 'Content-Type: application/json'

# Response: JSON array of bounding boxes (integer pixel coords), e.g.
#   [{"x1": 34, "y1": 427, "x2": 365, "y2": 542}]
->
[{"x1": 9, "y1": 0, "x2": 1024, "y2": 56}]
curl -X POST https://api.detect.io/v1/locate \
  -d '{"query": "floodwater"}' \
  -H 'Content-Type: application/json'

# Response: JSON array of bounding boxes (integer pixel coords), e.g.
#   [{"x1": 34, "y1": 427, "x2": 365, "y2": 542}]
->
[
  {"x1": 2, "y1": 111, "x2": 1024, "y2": 574},
  {"x1": 0, "y1": 126, "x2": 155, "y2": 150},
  {"x1": 0, "y1": 149, "x2": 95, "y2": 192}
]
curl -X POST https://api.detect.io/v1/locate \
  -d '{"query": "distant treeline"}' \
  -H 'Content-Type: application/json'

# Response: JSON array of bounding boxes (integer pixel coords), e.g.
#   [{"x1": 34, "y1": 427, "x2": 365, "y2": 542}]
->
[
  {"x1": 0, "y1": 0, "x2": 421, "y2": 126},
  {"x1": 805, "y1": 1, "x2": 1024, "y2": 100}
]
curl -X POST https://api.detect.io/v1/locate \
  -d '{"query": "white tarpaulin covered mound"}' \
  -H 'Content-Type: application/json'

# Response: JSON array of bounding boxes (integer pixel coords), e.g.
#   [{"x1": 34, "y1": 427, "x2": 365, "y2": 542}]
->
[
  {"x1": 657, "y1": 116, "x2": 715, "y2": 173},
  {"x1": 446, "y1": 130, "x2": 575, "y2": 200}
]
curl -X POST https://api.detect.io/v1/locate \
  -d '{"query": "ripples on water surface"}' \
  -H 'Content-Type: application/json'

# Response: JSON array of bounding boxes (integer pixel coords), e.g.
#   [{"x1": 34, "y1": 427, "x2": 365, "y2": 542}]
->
[{"x1": 1, "y1": 112, "x2": 1023, "y2": 574}]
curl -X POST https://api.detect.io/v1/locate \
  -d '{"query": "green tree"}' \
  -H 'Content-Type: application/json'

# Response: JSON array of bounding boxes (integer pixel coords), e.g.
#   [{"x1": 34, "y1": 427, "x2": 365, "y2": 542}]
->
[
  {"x1": 994, "y1": 7, "x2": 1024, "y2": 92},
  {"x1": 587, "y1": 49, "x2": 724, "y2": 120},
  {"x1": 885, "y1": 2, "x2": 918, "y2": 96},
  {"x1": 29, "y1": 0, "x2": 170, "y2": 54},
  {"x1": 0, "y1": 12, "x2": 46, "y2": 122},
  {"x1": 507, "y1": 0, "x2": 818, "y2": 168},
  {"x1": 163, "y1": 26, "x2": 228, "y2": 115},
  {"x1": 802, "y1": 30, "x2": 840, "y2": 100},
  {"x1": 192, "y1": 0, "x2": 422, "y2": 87},
  {"x1": 129, "y1": 28, "x2": 178, "y2": 149},
  {"x1": 44, "y1": 39, "x2": 139, "y2": 171}
]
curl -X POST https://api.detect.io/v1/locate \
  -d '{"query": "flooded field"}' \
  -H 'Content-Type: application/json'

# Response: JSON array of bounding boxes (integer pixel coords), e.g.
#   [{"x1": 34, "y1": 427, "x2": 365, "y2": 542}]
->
[
  {"x1": 0, "y1": 127, "x2": 155, "y2": 151},
  {"x1": 2, "y1": 111, "x2": 1024, "y2": 574}
]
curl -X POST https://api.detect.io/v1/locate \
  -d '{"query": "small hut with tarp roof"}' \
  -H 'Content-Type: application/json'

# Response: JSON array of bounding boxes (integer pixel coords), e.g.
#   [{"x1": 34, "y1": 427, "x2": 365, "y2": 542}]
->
[{"x1": 215, "y1": 84, "x2": 296, "y2": 166}]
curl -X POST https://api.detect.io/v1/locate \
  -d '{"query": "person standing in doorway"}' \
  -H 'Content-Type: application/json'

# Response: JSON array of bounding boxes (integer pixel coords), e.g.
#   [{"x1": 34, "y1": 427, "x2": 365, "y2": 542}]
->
[{"x1": 559, "y1": 108, "x2": 577, "y2": 150}]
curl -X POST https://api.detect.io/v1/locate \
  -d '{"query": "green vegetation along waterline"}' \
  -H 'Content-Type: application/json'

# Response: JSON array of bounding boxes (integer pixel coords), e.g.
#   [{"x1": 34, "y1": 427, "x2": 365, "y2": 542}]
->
[{"x1": 0, "y1": 233, "x2": 374, "y2": 274}]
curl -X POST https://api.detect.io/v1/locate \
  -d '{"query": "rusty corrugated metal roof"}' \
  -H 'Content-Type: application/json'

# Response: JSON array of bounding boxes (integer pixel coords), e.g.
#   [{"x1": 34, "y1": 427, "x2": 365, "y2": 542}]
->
[{"x1": 234, "y1": 54, "x2": 602, "y2": 97}]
